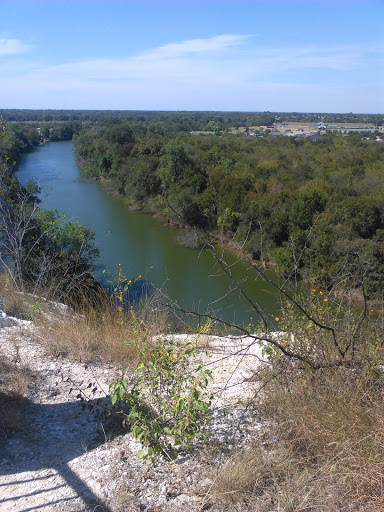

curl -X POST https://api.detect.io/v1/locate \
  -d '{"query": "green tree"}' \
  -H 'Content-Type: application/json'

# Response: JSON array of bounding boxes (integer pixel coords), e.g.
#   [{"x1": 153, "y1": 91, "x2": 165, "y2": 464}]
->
[
  {"x1": 157, "y1": 140, "x2": 193, "y2": 190},
  {"x1": 289, "y1": 190, "x2": 327, "y2": 232}
]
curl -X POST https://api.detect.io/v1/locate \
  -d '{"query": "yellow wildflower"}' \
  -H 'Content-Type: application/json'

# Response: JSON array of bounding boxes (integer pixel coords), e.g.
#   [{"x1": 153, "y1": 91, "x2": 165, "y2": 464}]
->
[
  {"x1": 319, "y1": 291, "x2": 323, "y2": 295},
  {"x1": 324, "y1": 298, "x2": 328, "y2": 302},
  {"x1": 275, "y1": 317, "x2": 279, "y2": 322}
]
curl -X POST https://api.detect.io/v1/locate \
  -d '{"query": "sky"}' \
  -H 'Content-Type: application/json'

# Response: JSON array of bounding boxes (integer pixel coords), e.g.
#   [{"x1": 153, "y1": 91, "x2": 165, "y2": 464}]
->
[{"x1": 0, "y1": 0, "x2": 383, "y2": 113}]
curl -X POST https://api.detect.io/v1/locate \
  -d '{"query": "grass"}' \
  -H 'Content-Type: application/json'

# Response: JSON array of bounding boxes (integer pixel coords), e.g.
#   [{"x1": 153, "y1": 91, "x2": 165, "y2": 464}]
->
[
  {"x1": 0, "y1": 275, "x2": 32, "y2": 320},
  {"x1": 33, "y1": 290, "x2": 168, "y2": 366},
  {"x1": 210, "y1": 362, "x2": 383, "y2": 512},
  {"x1": 0, "y1": 272, "x2": 168, "y2": 367}
]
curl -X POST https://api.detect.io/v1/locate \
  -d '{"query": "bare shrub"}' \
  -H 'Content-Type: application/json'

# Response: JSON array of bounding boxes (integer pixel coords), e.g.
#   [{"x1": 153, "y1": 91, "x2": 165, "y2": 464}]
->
[{"x1": 175, "y1": 229, "x2": 203, "y2": 249}]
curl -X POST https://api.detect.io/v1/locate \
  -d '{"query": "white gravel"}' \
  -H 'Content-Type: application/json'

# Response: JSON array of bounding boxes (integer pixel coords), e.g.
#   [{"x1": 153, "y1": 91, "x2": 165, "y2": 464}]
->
[{"x1": 0, "y1": 312, "x2": 266, "y2": 511}]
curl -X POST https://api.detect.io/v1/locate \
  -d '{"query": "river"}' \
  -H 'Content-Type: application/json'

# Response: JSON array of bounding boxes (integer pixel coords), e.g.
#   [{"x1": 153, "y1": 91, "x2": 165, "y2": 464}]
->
[{"x1": 16, "y1": 141, "x2": 280, "y2": 327}]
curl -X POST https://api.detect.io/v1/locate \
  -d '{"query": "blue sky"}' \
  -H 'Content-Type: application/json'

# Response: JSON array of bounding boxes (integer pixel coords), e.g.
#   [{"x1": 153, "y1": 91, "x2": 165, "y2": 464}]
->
[{"x1": 1, "y1": 0, "x2": 383, "y2": 112}]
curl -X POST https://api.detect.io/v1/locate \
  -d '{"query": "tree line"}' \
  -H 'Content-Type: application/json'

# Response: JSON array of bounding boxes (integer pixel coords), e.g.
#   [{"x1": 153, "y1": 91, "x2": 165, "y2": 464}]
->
[{"x1": 1, "y1": 108, "x2": 382, "y2": 129}]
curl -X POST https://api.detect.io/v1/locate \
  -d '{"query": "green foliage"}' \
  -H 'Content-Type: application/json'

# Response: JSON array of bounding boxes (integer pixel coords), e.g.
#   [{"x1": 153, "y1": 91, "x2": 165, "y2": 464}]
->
[
  {"x1": 124, "y1": 158, "x2": 161, "y2": 202},
  {"x1": 59, "y1": 116, "x2": 384, "y2": 291},
  {"x1": 49, "y1": 121, "x2": 80, "y2": 141},
  {"x1": 157, "y1": 139, "x2": 194, "y2": 190},
  {"x1": 289, "y1": 190, "x2": 327, "y2": 231},
  {"x1": 217, "y1": 207, "x2": 241, "y2": 232},
  {"x1": 339, "y1": 196, "x2": 383, "y2": 238},
  {"x1": 109, "y1": 337, "x2": 212, "y2": 462}
]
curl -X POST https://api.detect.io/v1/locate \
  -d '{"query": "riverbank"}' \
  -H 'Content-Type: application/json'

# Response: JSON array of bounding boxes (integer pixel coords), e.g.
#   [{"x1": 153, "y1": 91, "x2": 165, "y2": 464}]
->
[{"x1": 95, "y1": 171, "x2": 271, "y2": 265}]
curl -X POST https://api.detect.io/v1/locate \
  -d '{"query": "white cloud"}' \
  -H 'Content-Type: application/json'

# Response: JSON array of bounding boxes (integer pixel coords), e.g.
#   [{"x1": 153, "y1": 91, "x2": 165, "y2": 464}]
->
[
  {"x1": 44, "y1": 34, "x2": 253, "y2": 80},
  {"x1": 42, "y1": 40, "x2": 379, "y2": 85},
  {"x1": 0, "y1": 38, "x2": 32, "y2": 56},
  {"x1": 141, "y1": 34, "x2": 253, "y2": 59}
]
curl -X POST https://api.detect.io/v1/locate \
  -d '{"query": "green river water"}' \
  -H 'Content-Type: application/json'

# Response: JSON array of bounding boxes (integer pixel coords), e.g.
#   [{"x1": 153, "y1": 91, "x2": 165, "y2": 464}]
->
[{"x1": 17, "y1": 141, "x2": 280, "y2": 327}]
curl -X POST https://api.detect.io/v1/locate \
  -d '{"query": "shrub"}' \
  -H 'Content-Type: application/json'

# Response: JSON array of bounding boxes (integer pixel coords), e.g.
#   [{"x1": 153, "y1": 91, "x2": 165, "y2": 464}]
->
[{"x1": 110, "y1": 336, "x2": 212, "y2": 462}]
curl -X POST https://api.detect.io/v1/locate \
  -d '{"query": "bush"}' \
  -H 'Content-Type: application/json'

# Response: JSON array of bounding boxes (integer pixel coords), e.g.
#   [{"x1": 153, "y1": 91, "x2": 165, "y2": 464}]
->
[{"x1": 110, "y1": 336, "x2": 212, "y2": 462}]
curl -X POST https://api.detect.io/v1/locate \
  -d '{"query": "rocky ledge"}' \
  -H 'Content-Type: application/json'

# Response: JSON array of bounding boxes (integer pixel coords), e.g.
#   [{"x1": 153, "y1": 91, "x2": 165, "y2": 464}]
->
[{"x1": 0, "y1": 312, "x2": 267, "y2": 511}]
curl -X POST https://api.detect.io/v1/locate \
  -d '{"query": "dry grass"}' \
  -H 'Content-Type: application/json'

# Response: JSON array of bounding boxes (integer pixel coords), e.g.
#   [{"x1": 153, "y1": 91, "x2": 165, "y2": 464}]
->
[
  {"x1": 0, "y1": 275, "x2": 33, "y2": 320},
  {"x1": 0, "y1": 275, "x2": 36, "y2": 434},
  {"x1": 34, "y1": 291, "x2": 168, "y2": 366},
  {"x1": 0, "y1": 273, "x2": 168, "y2": 366},
  {"x1": 210, "y1": 363, "x2": 384, "y2": 512}
]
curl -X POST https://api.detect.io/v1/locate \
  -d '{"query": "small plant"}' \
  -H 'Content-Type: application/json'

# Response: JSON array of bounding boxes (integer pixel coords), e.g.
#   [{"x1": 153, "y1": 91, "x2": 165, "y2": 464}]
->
[
  {"x1": 29, "y1": 299, "x2": 43, "y2": 321},
  {"x1": 107, "y1": 264, "x2": 142, "y2": 323},
  {"x1": 110, "y1": 336, "x2": 212, "y2": 462}
]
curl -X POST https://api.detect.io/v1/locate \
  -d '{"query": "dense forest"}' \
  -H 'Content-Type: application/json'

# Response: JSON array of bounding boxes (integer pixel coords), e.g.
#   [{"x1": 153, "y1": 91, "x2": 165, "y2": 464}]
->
[
  {"x1": 1, "y1": 112, "x2": 384, "y2": 298},
  {"x1": 73, "y1": 117, "x2": 384, "y2": 296}
]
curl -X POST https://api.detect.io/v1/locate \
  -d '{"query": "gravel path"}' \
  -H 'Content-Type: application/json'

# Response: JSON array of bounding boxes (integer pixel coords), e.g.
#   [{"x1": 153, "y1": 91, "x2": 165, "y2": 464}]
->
[{"x1": 0, "y1": 317, "x2": 265, "y2": 511}]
